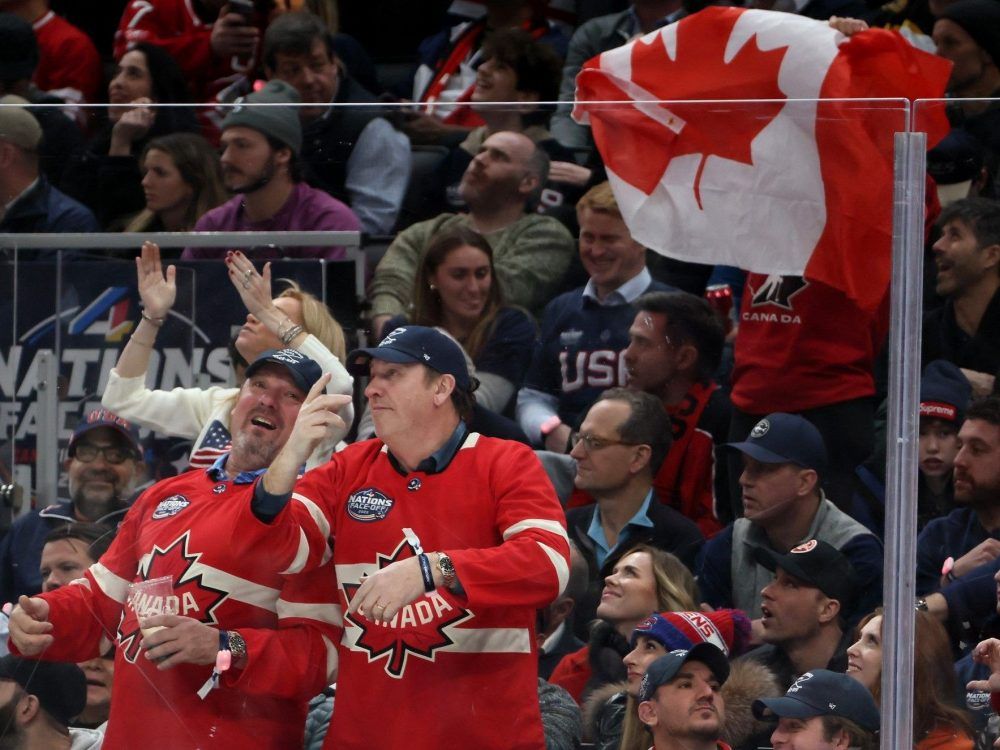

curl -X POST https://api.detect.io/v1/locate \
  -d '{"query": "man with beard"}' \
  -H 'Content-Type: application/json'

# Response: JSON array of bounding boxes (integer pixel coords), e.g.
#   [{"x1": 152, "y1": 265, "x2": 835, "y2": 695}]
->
[
  {"x1": 917, "y1": 396, "x2": 1000, "y2": 595},
  {"x1": 0, "y1": 655, "x2": 95, "y2": 750},
  {"x1": 0, "y1": 409, "x2": 142, "y2": 604},
  {"x1": 368, "y1": 130, "x2": 574, "y2": 333},
  {"x1": 181, "y1": 79, "x2": 361, "y2": 260},
  {"x1": 917, "y1": 400, "x2": 1000, "y2": 635},
  {"x1": 636, "y1": 644, "x2": 732, "y2": 750},
  {"x1": 923, "y1": 197, "x2": 1000, "y2": 397},
  {"x1": 8, "y1": 348, "x2": 347, "y2": 749}
]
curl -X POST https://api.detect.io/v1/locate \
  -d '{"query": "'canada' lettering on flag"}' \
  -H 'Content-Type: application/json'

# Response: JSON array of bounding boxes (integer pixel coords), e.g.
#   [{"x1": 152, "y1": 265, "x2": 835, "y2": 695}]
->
[{"x1": 572, "y1": 7, "x2": 952, "y2": 310}]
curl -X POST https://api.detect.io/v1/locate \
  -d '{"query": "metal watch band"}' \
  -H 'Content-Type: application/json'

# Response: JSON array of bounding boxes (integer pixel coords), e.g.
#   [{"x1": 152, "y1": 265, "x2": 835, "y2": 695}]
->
[
  {"x1": 227, "y1": 630, "x2": 247, "y2": 661},
  {"x1": 436, "y1": 552, "x2": 456, "y2": 589}
]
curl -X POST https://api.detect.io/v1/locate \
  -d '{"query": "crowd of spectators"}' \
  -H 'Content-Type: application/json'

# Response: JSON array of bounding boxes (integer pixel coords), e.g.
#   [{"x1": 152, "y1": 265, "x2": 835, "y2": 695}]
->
[{"x1": 0, "y1": 0, "x2": 999, "y2": 747}]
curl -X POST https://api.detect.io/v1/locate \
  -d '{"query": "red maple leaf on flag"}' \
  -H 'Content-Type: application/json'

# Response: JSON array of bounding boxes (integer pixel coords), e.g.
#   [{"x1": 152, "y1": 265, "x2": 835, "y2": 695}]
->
[{"x1": 578, "y1": 8, "x2": 788, "y2": 208}]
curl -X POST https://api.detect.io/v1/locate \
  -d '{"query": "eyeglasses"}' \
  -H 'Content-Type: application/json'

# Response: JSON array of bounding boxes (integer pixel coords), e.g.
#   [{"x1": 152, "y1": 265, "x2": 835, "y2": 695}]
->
[
  {"x1": 72, "y1": 444, "x2": 135, "y2": 465},
  {"x1": 571, "y1": 433, "x2": 641, "y2": 453}
]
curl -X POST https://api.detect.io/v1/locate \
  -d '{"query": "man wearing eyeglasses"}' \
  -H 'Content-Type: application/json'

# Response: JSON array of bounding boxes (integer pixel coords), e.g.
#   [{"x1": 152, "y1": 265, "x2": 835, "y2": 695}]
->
[
  {"x1": 0, "y1": 409, "x2": 144, "y2": 604},
  {"x1": 564, "y1": 388, "x2": 703, "y2": 639}
]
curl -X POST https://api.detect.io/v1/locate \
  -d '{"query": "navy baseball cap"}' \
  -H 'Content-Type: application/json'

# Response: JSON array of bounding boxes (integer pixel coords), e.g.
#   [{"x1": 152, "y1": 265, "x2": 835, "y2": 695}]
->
[
  {"x1": 69, "y1": 409, "x2": 141, "y2": 457},
  {"x1": 244, "y1": 348, "x2": 322, "y2": 394},
  {"x1": 348, "y1": 326, "x2": 472, "y2": 391},
  {"x1": 0, "y1": 655, "x2": 87, "y2": 726},
  {"x1": 753, "y1": 539, "x2": 857, "y2": 608},
  {"x1": 752, "y1": 669, "x2": 880, "y2": 732},
  {"x1": 726, "y1": 413, "x2": 827, "y2": 474},
  {"x1": 637, "y1": 643, "x2": 730, "y2": 702}
]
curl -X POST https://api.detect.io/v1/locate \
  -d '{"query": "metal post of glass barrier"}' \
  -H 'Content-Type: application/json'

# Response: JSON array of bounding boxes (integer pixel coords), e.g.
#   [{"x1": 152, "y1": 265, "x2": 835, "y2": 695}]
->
[
  {"x1": 34, "y1": 350, "x2": 59, "y2": 508},
  {"x1": 0, "y1": 231, "x2": 361, "y2": 512},
  {"x1": 881, "y1": 130, "x2": 926, "y2": 749}
]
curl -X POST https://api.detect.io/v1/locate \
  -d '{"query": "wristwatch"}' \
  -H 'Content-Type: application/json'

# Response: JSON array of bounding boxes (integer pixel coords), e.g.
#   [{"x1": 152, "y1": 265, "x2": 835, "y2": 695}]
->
[
  {"x1": 435, "y1": 552, "x2": 456, "y2": 589},
  {"x1": 226, "y1": 630, "x2": 247, "y2": 662}
]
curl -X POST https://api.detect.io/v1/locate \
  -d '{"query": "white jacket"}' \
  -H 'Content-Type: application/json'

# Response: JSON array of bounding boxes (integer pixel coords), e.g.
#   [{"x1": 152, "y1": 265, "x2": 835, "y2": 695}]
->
[{"x1": 102, "y1": 334, "x2": 354, "y2": 470}]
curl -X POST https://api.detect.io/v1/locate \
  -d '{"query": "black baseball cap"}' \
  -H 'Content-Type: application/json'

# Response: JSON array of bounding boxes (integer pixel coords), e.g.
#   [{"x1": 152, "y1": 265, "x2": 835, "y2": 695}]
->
[
  {"x1": 753, "y1": 669, "x2": 880, "y2": 733},
  {"x1": 753, "y1": 539, "x2": 856, "y2": 608},
  {"x1": 244, "y1": 348, "x2": 322, "y2": 394},
  {"x1": 726, "y1": 413, "x2": 827, "y2": 474},
  {"x1": 637, "y1": 643, "x2": 730, "y2": 702},
  {"x1": 348, "y1": 325, "x2": 473, "y2": 391},
  {"x1": 0, "y1": 656, "x2": 87, "y2": 726}
]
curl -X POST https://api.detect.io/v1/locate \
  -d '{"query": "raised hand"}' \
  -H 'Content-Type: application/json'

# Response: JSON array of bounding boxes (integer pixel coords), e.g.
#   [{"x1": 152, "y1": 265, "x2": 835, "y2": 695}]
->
[
  {"x1": 225, "y1": 250, "x2": 272, "y2": 319},
  {"x1": 285, "y1": 374, "x2": 350, "y2": 463},
  {"x1": 110, "y1": 98, "x2": 155, "y2": 154},
  {"x1": 136, "y1": 241, "x2": 176, "y2": 320}
]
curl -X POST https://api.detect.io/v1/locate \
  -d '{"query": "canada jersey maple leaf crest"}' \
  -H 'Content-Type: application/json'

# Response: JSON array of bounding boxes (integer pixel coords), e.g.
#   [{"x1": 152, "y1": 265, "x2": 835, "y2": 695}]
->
[
  {"x1": 342, "y1": 539, "x2": 473, "y2": 679},
  {"x1": 117, "y1": 532, "x2": 229, "y2": 664}
]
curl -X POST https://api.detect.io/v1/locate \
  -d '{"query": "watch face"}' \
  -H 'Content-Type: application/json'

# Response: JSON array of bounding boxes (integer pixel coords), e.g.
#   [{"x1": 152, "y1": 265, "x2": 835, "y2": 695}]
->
[
  {"x1": 228, "y1": 631, "x2": 247, "y2": 657},
  {"x1": 438, "y1": 554, "x2": 455, "y2": 579}
]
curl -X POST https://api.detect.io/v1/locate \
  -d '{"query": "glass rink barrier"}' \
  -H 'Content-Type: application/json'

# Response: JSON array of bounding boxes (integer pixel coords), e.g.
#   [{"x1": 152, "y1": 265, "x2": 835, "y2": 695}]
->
[{"x1": 0, "y1": 81, "x2": 992, "y2": 749}]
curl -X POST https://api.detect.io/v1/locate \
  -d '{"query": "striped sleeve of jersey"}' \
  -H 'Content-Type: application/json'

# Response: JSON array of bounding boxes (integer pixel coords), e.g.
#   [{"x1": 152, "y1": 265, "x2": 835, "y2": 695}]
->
[
  {"x1": 279, "y1": 457, "x2": 352, "y2": 573},
  {"x1": 447, "y1": 440, "x2": 570, "y2": 609},
  {"x1": 222, "y1": 557, "x2": 341, "y2": 699},
  {"x1": 31, "y1": 490, "x2": 152, "y2": 662}
]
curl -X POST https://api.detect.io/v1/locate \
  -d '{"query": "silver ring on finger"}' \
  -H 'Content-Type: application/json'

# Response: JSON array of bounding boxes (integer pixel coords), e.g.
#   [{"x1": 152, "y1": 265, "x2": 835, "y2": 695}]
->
[{"x1": 243, "y1": 269, "x2": 253, "y2": 280}]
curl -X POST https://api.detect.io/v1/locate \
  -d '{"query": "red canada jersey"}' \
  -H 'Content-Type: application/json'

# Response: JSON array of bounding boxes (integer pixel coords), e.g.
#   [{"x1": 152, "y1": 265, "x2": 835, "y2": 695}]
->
[
  {"x1": 290, "y1": 434, "x2": 570, "y2": 750},
  {"x1": 23, "y1": 470, "x2": 339, "y2": 749},
  {"x1": 33, "y1": 11, "x2": 101, "y2": 103},
  {"x1": 114, "y1": 0, "x2": 255, "y2": 104},
  {"x1": 731, "y1": 274, "x2": 889, "y2": 414}
]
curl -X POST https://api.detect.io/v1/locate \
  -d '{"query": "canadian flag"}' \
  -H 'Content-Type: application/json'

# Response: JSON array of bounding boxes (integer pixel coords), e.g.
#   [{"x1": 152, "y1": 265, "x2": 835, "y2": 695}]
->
[{"x1": 572, "y1": 7, "x2": 952, "y2": 310}]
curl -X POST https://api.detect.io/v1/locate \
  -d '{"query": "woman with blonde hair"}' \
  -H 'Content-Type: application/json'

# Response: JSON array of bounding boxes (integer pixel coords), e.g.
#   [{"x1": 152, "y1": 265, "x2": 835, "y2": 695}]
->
[
  {"x1": 549, "y1": 545, "x2": 700, "y2": 704},
  {"x1": 102, "y1": 242, "x2": 353, "y2": 470}
]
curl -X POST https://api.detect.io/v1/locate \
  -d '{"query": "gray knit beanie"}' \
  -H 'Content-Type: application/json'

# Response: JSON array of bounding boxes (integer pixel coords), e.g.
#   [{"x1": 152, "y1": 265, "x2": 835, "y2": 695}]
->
[{"x1": 222, "y1": 79, "x2": 302, "y2": 155}]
